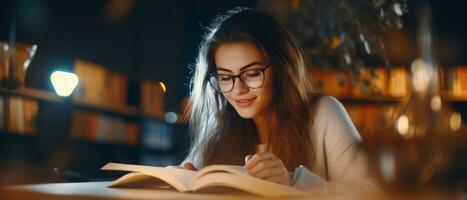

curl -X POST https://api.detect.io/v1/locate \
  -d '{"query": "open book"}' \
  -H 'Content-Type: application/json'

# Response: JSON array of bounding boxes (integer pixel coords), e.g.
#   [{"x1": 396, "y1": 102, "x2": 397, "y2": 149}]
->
[{"x1": 101, "y1": 162, "x2": 308, "y2": 197}]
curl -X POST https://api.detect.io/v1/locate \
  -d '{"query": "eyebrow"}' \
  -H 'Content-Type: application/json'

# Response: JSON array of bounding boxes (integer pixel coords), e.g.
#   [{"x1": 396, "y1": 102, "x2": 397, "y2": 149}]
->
[{"x1": 216, "y1": 62, "x2": 265, "y2": 73}]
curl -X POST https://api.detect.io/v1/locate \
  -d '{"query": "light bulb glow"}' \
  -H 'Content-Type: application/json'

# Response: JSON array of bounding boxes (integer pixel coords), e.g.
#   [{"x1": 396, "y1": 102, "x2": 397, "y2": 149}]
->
[
  {"x1": 51, "y1": 71, "x2": 79, "y2": 97},
  {"x1": 411, "y1": 59, "x2": 431, "y2": 93},
  {"x1": 396, "y1": 115, "x2": 409, "y2": 136},
  {"x1": 450, "y1": 113, "x2": 462, "y2": 131},
  {"x1": 430, "y1": 95, "x2": 442, "y2": 112},
  {"x1": 165, "y1": 112, "x2": 177, "y2": 124}
]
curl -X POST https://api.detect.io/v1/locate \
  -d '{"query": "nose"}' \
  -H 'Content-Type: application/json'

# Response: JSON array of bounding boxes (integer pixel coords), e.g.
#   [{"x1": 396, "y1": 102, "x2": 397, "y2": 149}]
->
[{"x1": 232, "y1": 76, "x2": 249, "y2": 95}]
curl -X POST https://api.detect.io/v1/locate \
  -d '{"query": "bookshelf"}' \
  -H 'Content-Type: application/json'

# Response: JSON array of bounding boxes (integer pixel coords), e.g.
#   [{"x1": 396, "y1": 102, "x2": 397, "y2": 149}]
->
[
  {"x1": 441, "y1": 94, "x2": 467, "y2": 102},
  {"x1": 0, "y1": 60, "x2": 189, "y2": 185},
  {"x1": 1, "y1": 59, "x2": 465, "y2": 184},
  {"x1": 338, "y1": 96, "x2": 404, "y2": 104},
  {"x1": 0, "y1": 86, "x2": 187, "y2": 140},
  {"x1": 0, "y1": 86, "x2": 189, "y2": 184},
  {"x1": 0, "y1": 87, "x2": 62, "y2": 103},
  {"x1": 73, "y1": 99, "x2": 139, "y2": 117},
  {"x1": 311, "y1": 66, "x2": 467, "y2": 138}
]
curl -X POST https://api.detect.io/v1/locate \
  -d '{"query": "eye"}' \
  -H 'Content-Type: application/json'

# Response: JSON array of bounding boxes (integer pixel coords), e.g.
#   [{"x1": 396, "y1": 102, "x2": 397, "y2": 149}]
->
[
  {"x1": 217, "y1": 75, "x2": 232, "y2": 82},
  {"x1": 244, "y1": 70, "x2": 261, "y2": 78}
]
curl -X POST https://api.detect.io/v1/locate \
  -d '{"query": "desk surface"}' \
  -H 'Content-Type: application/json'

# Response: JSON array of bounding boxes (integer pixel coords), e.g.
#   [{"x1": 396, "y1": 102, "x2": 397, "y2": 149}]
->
[
  {"x1": 1, "y1": 181, "x2": 344, "y2": 200},
  {"x1": 3, "y1": 181, "x2": 458, "y2": 200}
]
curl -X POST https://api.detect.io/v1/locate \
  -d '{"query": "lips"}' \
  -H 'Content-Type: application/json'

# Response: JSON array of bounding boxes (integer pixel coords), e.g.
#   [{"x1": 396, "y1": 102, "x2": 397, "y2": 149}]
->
[{"x1": 234, "y1": 97, "x2": 256, "y2": 108}]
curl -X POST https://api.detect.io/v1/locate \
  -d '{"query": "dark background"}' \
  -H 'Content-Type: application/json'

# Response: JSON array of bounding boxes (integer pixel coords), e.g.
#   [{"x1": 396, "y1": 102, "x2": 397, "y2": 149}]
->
[
  {"x1": 0, "y1": 0, "x2": 259, "y2": 112},
  {"x1": 0, "y1": 0, "x2": 466, "y2": 111}
]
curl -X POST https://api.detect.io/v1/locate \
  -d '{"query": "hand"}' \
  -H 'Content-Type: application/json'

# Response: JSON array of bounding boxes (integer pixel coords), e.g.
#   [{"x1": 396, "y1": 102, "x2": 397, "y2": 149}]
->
[
  {"x1": 244, "y1": 152, "x2": 291, "y2": 185},
  {"x1": 183, "y1": 162, "x2": 198, "y2": 171}
]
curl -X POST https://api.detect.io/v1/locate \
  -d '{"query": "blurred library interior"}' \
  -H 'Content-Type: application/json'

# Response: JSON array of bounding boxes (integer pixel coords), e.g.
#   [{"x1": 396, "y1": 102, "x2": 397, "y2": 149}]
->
[{"x1": 0, "y1": 0, "x2": 466, "y2": 191}]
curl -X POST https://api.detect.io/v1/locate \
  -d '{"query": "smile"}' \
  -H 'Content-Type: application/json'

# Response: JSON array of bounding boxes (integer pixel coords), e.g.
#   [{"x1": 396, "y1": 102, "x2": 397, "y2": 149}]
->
[{"x1": 234, "y1": 97, "x2": 256, "y2": 108}]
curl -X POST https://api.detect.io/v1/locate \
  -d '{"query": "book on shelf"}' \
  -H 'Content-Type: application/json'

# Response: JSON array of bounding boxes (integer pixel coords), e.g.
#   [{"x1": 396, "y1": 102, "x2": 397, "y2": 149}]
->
[
  {"x1": 443, "y1": 66, "x2": 467, "y2": 97},
  {"x1": 0, "y1": 97, "x2": 38, "y2": 135},
  {"x1": 344, "y1": 104, "x2": 397, "y2": 137},
  {"x1": 388, "y1": 67, "x2": 409, "y2": 98},
  {"x1": 141, "y1": 80, "x2": 165, "y2": 117},
  {"x1": 311, "y1": 68, "x2": 350, "y2": 98},
  {"x1": 311, "y1": 67, "x2": 408, "y2": 99},
  {"x1": 73, "y1": 59, "x2": 128, "y2": 107},
  {"x1": 350, "y1": 67, "x2": 388, "y2": 97},
  {"x1": 101, "y1": 162, "x2": 308, "y2": 197},
  {"x1": 69, "y1": 110, "x2": 139, "y2": 145}
]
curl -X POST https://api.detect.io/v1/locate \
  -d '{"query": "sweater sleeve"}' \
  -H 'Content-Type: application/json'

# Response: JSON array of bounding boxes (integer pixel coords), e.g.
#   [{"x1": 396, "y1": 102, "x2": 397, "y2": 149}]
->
[{"x1": 291, "y1": 96, "x2": 379, "y2": 195}]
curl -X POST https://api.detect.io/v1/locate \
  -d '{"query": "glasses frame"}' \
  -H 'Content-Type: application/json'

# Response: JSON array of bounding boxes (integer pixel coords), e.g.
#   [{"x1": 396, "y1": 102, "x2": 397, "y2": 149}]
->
[{"x1": 209, "y1": 64, "x2": 271, "y2": 93}]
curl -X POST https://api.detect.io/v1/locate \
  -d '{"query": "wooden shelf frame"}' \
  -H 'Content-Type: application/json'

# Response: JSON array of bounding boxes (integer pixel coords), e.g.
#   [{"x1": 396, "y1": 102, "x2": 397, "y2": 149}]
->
[{"x1": 0, "y1": 87, "x2": 169, "y2": 120}]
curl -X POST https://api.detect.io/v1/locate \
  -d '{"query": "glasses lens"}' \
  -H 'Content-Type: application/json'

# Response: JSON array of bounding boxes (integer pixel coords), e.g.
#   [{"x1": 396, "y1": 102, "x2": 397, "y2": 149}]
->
[
  {"x1": 217, "y1": 75, "x2": 233, "y2": 92},
  {"x1": 242, "y1": 69, "x2": 264, "y2": 88}
]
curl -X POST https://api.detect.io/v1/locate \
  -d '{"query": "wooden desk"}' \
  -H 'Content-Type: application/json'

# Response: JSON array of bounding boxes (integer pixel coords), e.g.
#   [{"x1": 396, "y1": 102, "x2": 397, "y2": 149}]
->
[
  {"x1": 1, "y1": 181, "x2": 339, "y2": 200},
  {"x1": 4, "y1": 181, "x2": 459, "y2": 200}
]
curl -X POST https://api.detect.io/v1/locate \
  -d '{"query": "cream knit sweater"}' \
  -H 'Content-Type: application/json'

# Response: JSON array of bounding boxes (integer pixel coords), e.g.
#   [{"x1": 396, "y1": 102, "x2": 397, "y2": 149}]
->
[
  {"x1": 290, "y1": 96, "x2": 378, "y2": 194},
  {"x1": 181, "y1": 96, "x2": 378, "y2": 194}
]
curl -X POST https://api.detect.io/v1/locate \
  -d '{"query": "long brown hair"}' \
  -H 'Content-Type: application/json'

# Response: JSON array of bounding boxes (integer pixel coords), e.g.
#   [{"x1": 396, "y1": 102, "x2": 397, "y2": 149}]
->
[{"x1": 185, "y1": 7, "x2": 314, "y2": 171}]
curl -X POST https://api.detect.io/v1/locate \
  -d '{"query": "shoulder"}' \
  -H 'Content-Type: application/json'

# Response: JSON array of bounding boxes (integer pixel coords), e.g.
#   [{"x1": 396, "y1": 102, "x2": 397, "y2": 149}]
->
[
  {"x1": 309, "y1": 94, "x2": 346, "y2": 121},
  {"x1": 308, "y1": 94, "x2": 361, "y2": 141}
]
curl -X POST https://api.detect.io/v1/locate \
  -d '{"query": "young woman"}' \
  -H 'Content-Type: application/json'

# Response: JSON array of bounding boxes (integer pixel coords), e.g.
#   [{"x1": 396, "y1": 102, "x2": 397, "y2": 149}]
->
[{"x1": 180, "y1": 7, "x2": 377, "y2": 194}]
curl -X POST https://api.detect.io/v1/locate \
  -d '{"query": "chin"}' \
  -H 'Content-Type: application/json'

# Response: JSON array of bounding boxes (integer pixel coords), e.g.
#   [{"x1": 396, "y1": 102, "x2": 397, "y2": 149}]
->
[{"x1": 235, "y1": 109, "x2": 257, "y2": 119}]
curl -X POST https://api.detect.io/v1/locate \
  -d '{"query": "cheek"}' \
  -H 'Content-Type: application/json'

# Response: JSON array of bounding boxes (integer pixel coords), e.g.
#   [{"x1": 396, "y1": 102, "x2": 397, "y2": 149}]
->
[
  {"x1": 223, "y1": 93, "x2": 234, "y2": 103},
  {"x1": 252, "y1": 83, "x2": 273, "y2": 110}
]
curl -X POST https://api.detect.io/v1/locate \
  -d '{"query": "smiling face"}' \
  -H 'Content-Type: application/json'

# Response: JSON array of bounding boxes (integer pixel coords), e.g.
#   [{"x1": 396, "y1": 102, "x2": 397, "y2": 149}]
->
[{"x1": 214, "y1": 41, "x2": 274, "y2": 119}]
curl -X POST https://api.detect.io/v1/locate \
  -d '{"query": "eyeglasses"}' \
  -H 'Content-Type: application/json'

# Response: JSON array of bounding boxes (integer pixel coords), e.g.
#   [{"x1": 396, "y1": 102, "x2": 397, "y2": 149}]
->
[{"x1": 208, "y1": 64, "x2": 270, "y2": 93}]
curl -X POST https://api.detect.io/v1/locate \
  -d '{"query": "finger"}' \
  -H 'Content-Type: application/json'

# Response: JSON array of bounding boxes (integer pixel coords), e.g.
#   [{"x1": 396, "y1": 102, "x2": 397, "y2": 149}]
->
[
  {"x1": 183, "y1": 163, "x2": 198, "y2": 171},
  {"x1": 244, "y1": 152, "x2": 274, "y2": 170},
  {"x1": 252, "y1": 166, "x2": 283, "y2": 179},
  {"x1": 247, "y1": 158, "x2": 280, "y2": 175},
  {"x1": 244, "y1": 154, "x2": 252, "y2": 164},
  {"x1": 264, "y1": 175, "x2": 287, "y2": 185}
]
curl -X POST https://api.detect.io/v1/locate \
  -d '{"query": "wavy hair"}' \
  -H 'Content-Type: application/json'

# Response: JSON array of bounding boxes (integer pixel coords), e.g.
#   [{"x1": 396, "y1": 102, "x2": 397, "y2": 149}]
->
[{"x1": 185, "y1": 7, "x2": 315, "y2": 171}]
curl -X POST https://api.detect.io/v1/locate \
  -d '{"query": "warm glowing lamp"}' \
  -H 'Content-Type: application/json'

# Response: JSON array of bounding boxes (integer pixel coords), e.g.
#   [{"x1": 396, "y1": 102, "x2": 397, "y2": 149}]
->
[{"x1": 51, "y1": 71, "x2": 79, "y2": 97}]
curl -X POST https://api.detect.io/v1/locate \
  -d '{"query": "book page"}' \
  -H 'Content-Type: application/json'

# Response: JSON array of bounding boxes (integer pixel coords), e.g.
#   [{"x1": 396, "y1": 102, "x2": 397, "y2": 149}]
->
[
  {"x1": 190, "y1": 165, "x2": 308, "y2": 197},
  {"x1": 190, "y1": 172, "x2": 309, "y2": 197},
  {"x1": 107, "y1": 172, "x2": 169, "y2": 188},
  {"x1": 101, "y1": 163, "x2": 196, "y2": 192},
  {"x1": 193, "y1": 165, "x2": 248, "y2": 180},
  {"x1": 102, "y1": 163, "x2": 309, "y2": 197}
]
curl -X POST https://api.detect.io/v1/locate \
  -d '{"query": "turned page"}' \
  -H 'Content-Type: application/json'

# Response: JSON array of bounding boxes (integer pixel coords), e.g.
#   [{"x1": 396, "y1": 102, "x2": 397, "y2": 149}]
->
[
  {"x1": 101, "y1": 163, "x2": 197, "y2": 192},
  {"x1": 102, "y1": 163, "x2": 308, "y2": 197},
  {"x1": 193, "y1": 165, "x2": 247, "y2": 179}
]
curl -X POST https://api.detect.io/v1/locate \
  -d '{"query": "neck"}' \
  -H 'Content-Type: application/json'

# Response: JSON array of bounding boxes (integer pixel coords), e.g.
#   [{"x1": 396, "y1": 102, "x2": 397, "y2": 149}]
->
[{"x1": 253, "y1": 114, "x2": 269, "y2": 144}]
